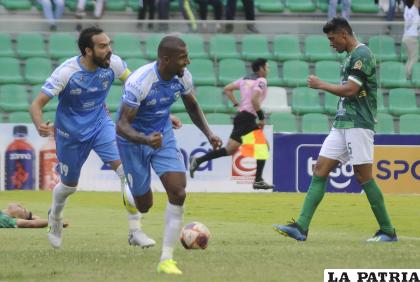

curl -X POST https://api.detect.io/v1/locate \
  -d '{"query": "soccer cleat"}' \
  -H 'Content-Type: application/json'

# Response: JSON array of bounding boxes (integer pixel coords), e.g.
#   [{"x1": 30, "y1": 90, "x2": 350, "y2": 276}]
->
[
  {"x1": 128, "y1": 230, "x2": 156, "y2": 248},
  {"x1": 189, "y1": 157, "x2": 199, "y2": 178},
  {"x1": 253, "y1": 180, "x2": 274, "y2": 190},
  {"x1": 157, "y1": 259, "x2": 182, "y2": 275},
  {"x1": 273, "y1": 220, "x2": 308, "y2": 241},
  {"x1": 367, "y1": 230, "x2": 398, "y2": 242},
  {"x1": 47, "y1": 210, "x2": 63, "y2": 249}
]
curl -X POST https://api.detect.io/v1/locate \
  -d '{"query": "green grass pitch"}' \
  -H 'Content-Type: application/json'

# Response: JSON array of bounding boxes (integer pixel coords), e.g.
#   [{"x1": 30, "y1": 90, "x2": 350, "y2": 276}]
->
[{"x1": 0, "y1": 191, "x2": 419, "y2": 282}]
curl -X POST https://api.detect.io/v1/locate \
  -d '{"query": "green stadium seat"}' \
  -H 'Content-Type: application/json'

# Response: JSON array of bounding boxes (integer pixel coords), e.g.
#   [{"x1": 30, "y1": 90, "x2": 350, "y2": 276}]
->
[
  {"x1": 105, "y1": 0, "x2": 127, "y2": 11},
  {"x1": 267, "y1": 60, "x2": 282, "y2": 86},
  {"x1": 273, "y1": 35, "x2": 303, "y2": 61},
  {"x1": 241, "y1": 35, "x2": 272, "y2": 61},
  {"x1": 351, "y1": 0, "x2": 379, "y2": 13},
  {"x1": 66, "y1": 0, "x2": 94, "y2": 11},
  {"x1": 269, "y1": 112, "x2": 298, "y2": 132},
  {"x1": 0, "y1": 33, "x2": 14, "y2": 57},
  {"x1": 2, "y1": 0, "x2": 32, "y2": 10},
  {"x1": 399, "y1": 114, "x2": 420, "y2": 134},
  {"x1": 174, "y1": 112, "x2": 193, "y2": 124},
  {"x1": 388, "y1": 88, "x2": 418, "y2": 116},
  {"x1": 376, "y1": 90, "x2": 387, "y2": 113},
  {"x1": 128, "y1": 0, "x2": 140, "y2": 10},
  {"x1": 375, "y1": 113, "x2": 394, "y2": 134},
  {"x1": 145, "y1": 34, "x2": 165, "y2": 60},
  {"x1": 285, "y1": 0, "x2": 316, "y2": 12},
  {"x1": 368, "y1": 35, "x2": 398, "y2": 62},
  {"x1": 180, "y1": 34, "x2": 208, "y2": 59},
  {"x1": 43, "y1": 111, "x2": 56, "y2": 123},
  {"x1": 24, "y1": 57, "x2": 53, "y2": 85},
  {"x1": 262, "y1": 86, "x2": 290, "y2": 113},
  {"x1": 106, "y1": 85, "x2": 124, "y2": 112},
  {"x1": 410, "y1": 63, "x2": 420, "y2": 87},
  {"x1": 317, "y1": 0, "x2": 330, "y2": 12},
  {"x1": 324, "y1": 93, "x2": 339, "y2": 115},
  {"x1": 16, "y1": 34, "x2": 48, "y2": 59},
  {"x1": 209, "y1": 35, "x2": 240, "y2": 60},
  {"x1": 49, "y1": 33, "x2": 78, "y2": 60},
  {"x1": 380, "y1": 62, "x2": 411, "y2": 88},
  {"x1": 301, "y1": 113, "x2": 330, "y2": 133},
  {"x1": 188, "y1": 59, "x2": 216, "y2": 86},
  {"x1": 7, "y1": 111, "x2": 32, "y2": 123},
  {"x1": 0, "y1": 57, "x2": 24, "y2": 84},
  {"x1": 256, "y1": 0, "x2": 284, "y2": 12},
  {"x1": 291, "y1": 87, "x2": 323, "y2": 115},
  {"x1": 125, "y1": 58, "x2": 150, "y2": 70},
  {"x1": 0, "y1": 84, "x2": 29, "y2": 112},
  {"x1": 315, "y1": 61, "x2": 341, "y2": 84},
  {"x1": 112, "y1": 34, "x2": 142, "y2": 59},
  {"x1": 304, "y1": 35, "x2": 336, "y2": 62},
  {"x1": 195, "y1": 86, "x2": 226, "y2": 113},
  {"x1": 217, "y1": 59, "x2": 246, "y2": 85},
  {"x1": 282, "y1": 60, "x2": 309, "y2": 87},
  {"x1": 205, "y1": 113, "x2": 232, "y2": 124},
  {"x1": 171, "y1": 97, "x2": 185, "y2": 113}
]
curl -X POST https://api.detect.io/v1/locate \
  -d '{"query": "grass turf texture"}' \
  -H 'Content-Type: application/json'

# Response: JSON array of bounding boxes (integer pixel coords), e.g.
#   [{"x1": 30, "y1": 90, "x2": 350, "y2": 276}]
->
[{"x1": 0, "y1": 191, "x2": 419, "y2": 282}]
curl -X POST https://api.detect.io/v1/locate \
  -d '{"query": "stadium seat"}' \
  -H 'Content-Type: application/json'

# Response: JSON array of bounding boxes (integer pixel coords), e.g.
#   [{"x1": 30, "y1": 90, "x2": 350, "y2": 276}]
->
[
  {"x1": 399, "y1": 114, "x2": 420, "y2": 134},
  {"x1": 106, "y1": 85, "x2": 124, "y2": 112},
  {"x1": 282, "y1": 60, "x2": 309, "y2": 87},
  {"x1": 205, "y1": 113, "x2": 232, "y2": 124},
  {"x1": 7, "y1": 111, "x2": 32, "y2": 123},
  {"x1": 388, "y1": 88, "x2": 418, "y2": 116},
  {"x1": 127, "y1": 0, "x2": 140, "y2": 10},
  {"x1": 105, "y1": 0, "x2": 127, "y2": 11},
  {"x1": 31, "y1": 84, "x2": 59, "y2": 111},
  {"x1": 267, "y1": 60, "x2": 282, "y2": 86},
  {"x1": 304, "y1": 35, "x2": 336, "y2": 61},
  {"x1": 301, "y1": 113, "x2": 330, "y2": 133},
  {"x1": 66, "y1": 0, "x2": 94, "y2": 11},
  {"x1": 375, "y1": 113, "x2": 394, "y2": 134},
  {"x1": 262, "y1": 86, "x2": 290, "y2": 113},
  {"x1": 285, "y1": 0, "x2": 316, "y2": 12},
  {"x1": 217, "y1": 59, "x2": 246, "y2": 85},
  {"x1": 145, "y1": 34, "x2": 165, "y2": 60},
  {"x1": 323, "y1": 93, "x2": 339, "y2": 115},
  {"x1": 112, "y1": 34, "x2": 142, "y2": 59},
  {"x1": 241, "y1": 35, "x2": 272, "y2": 61},
  {"x1": 368, "y1": 35, "x2": 398, "y2": 62},
  {"x1": 291, "y1": 87, "x2": 323, "y2": 115},
  {"x1": 16, "y1": 34, "x2": 48, "y2": 59},
  {"x1": 256, "y1": 0, "x2": 284, "y2": 12},
  {"x1": 0, "y1": 33, "x2": 14, "y2": 57},
  {"x1": 273, "y1": 35, "x2": 303, "y2": 61},
  {"x1": 209, "y1": 35, "x2": 240, "y2": 60},
  {"x1": 0, "y1": 57, "x2": 24, "y2": 84},
  {"x1": 49, "y1": 33, "x2": 78, "y2": 60},
  {"x1": 380, "y1": 62, "x2": 411, "y2": 88},
  {"x1": 174, "y1": 112, "x2": 192, "y2": 124},
  {"x1": 125, "y1": 58, "x2": 150, "y2": 70},
  {"x1": 2, "y1": 0, "x2": 32, "y2": 10},
  {"x1": 351, "y1": 0, "x2": 379, "y2": 13},
  {"x1": 314, "y1": 61, "x2": 341, "y2": 84},
  {"x1": 376, "y1": 89, "x2": 387, "y2": 113},
  {"x1": 269, "y1": 112, "x2": 298, "y2": 132},
  {"x1": 195, "y1": 86, "x2": 226, "y2": 113},
  {"x1": 188, "y1": 59, "x2": 216, "y2": 86},
  {"x1": 410, "y1": 63, "x2": 420, "y2": 87},
  {"x1": 0, "y1": 84, "x2": 29, "y2": 112},
  {"x1": 180, "y1": 34, "x2": 208, "y2": 59},
  {"x1": 24, "y1": 57, "x2": 53, "y2": 85},
  {"x1": 43, "y1": 111, "x2": 56, "y2": 123}
]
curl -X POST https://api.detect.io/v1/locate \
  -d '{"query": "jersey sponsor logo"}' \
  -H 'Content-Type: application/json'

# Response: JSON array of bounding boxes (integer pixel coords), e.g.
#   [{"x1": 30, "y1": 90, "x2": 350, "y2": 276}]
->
[
  {"x1": 70, "y1": 88, "x2": 82, "y2": 95},
  {"x1": 258, "y1": 81, "x2": 266, "y2": 90},
  {"x1": 146, "y1": 98, "x2": 157, "y2": 106},
  {"x1": 231, "y1": 150, "x2": 256, "y2": 177},
  {"x1": 99, "y1": 70, "x2": 110, "y2": 79},
  {"x1": 87, "y1": 87, "x2": 98, "y2": 93},
  {"x1": 82, "y1": 101, "x2": 95, "y2": 108},
  {"x1": 56, "y1": 128, "x2": 70, "y2": 138},
  {"x1": 160, "y1": 97, "x2": 170, "y2": 103}
]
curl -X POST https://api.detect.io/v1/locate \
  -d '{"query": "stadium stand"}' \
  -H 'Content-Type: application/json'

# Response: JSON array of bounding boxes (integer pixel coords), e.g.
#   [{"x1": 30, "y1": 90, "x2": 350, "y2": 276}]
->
[
  {"x1": 375, "y1": 113, "x2": 395, "y2": 134},
  {"x1": 209, "y1": 35, "x2": 240, "y2": 61},
  {"x1": 273, "y1": 35, "x2": 303, "y2": 61},
  {"x1": 205, "y1": 113, "x2": 232, "y2": 124},
  {"x1": 262, "y1": 86, "x2": 290, "y2": 113},
  {"x1": 0, "y1": 84, "x2": 29, "y2": 112},
  {"x1": 388, "y1": 88, "x2": 419, "y2": 116},
  {"x1": 112, "y1": 33, "x2": 143, "y2": 59},
  {"x1": 49, "y1": 33, "x2": 78, "y2": 60},
  {"x1": 399, "y1": 114, "x2": 420, "y2": 134},
  {"x1": 269, "y1": 112, "x2": 298, "y2": 132},
  {"x1": 188, "y1": 59, "x2": 217, "y2": 86},
  {"x1": 241, "y1": 34, "x2": 272, "y2": 61},
  {"x1": 301, "y1": 113, "x2": 330, "y2": 133},
  {"x1": 291, "y1": 87, "x2": 323, "y2": 115},
  {"x1": 195, "y1": 86, "x2": 226, "y2": 113},
  {"x1": 24, "y1": 57, "x2": 53, "y2": 84}
]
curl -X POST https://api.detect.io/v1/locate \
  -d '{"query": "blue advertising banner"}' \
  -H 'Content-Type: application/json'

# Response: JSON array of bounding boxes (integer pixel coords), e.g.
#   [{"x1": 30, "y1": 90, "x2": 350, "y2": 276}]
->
[{"x1": 273, "y1": 134, "x2": 420, "y2": 193}]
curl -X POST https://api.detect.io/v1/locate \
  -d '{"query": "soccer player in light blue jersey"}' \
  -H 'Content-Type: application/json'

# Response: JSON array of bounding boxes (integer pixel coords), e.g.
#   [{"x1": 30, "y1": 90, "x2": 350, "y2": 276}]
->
[
  {"x1": 116, "y1": 35, "x2": 222, "y2": 275},
  {"x1": 29, "y1": 27, "x2": 152, "y2": 249}
]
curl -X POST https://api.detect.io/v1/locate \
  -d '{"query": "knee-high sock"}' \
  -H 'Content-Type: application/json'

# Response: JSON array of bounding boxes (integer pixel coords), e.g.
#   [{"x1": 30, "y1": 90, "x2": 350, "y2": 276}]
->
[
  {"x1": 255, "y1": 160, "x2": 265, "y2": 182},
  {"x1": 296, "y1": 175, "x2": 327, "y2": 231},
  {"x1": 161, "y1": 203, "x2": 184, "y2": 262},
  {"x1": 196, "y1": 148, "x2": 227, "y2": 164},
  {"x1": 362, "y1": 179, "x2": 395, "y2": 235},
  {"x1": 50, "y1": 182, "x2": 76, "y2": 219}
]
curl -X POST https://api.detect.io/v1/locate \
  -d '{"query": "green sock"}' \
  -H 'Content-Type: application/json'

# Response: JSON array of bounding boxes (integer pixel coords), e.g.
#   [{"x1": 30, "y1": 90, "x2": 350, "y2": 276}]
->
[
  {"x1": 362, "y1": 179, "x2": 395, "y2": 235},
  {"x1": 296, "y1": 175, "x2": 327, "y2": 231}
]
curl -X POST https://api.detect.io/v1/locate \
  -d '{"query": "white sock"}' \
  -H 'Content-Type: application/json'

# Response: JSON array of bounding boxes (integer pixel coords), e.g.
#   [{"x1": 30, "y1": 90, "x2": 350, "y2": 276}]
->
[
  {"x1": 50, "y1": 182, "x2": 77, "y2": 219},
  {"x1": 161, "y1": 203, "x2": 184, "y2": 262},
  {"x1": 94, "y1": 0, "x2": 104, "y2": 17},
  {"x1": 128, "y1": 213, "x2": 141, "y2": 232},
  {"x1": 77, "y1": 0, "x2": 86, "y2": 10}
]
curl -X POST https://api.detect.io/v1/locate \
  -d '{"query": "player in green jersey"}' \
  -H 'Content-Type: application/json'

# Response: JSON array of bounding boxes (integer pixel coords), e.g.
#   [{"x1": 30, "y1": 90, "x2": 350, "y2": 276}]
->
[{"x1": 273, "y1": 17, "x2": 397, "y2": 242}]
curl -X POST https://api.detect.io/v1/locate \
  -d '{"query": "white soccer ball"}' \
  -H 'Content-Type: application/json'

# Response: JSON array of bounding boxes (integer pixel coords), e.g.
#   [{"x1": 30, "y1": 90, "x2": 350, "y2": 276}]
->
[{"x1": 180, "y1": 221, "x2": 211, "y2": 249}]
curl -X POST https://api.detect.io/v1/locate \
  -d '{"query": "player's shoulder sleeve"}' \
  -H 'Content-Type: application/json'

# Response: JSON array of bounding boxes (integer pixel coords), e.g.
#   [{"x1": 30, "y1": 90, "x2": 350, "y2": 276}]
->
[
  {"x1": 348, "y1": 45, "x2": 375, "y2": 86},
  {"x1": 179, "y1": 68, "x2": 194, "y2": 95},
  {"x1": 41, "y1": 56, "x2": 79, "y2": 98},
  {"x1": 110, "y1": 54, "x2": 130, "y2": 81},
  {"x1": 122, "y1": 66, "x2": 154, "y2": 108},
  {"x1": 253, "y1": 77, "x2": 267, "y2": 93}
]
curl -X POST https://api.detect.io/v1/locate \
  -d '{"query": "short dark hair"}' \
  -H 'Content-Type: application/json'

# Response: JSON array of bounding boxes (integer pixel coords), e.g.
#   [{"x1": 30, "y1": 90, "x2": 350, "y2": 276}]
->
[
  {"x1": 78, "y1": 26, "x2": 104, "y2": 56},
  {"x1": 158, "y1": 36, "x2": 186, "y2": 58},
  {"x1": 405, "y1": 0, "x2": 414, "y2": 8},
  {"x1": 323, "y1": 17, "x2": 353, "y2": 35},
  {"x1": 251, "y1": 58, "x2": 267, "y2": 73}
]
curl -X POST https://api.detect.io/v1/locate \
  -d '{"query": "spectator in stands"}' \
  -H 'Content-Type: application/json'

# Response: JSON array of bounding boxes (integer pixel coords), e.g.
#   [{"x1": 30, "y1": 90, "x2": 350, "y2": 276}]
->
[
  {"x1": 402, "y1": 0, "x2": 419, "y2": 79},
  {"x1": 138, "y1": 0, "x2": 156, "y2": 30},
  {"x1": 37, "y1": 0, "x2": 65, "y2": 31},
  {"x1": 195, "y1": 0, "x2": 223, "y2": 32},
  {"x1": 224, "y1": 0, "x2": 258, "y2": 33},
  {"x1": 157, "y1": 0, "x2": 198, "y2": 31},
  {"x1": 386, "y1": 0, "x2": 402, "y2": 34},
  {"x1": 76, "y1": 0, "x2": 105, "y2": 19},
  {"x1": 328, "y1": 0, "x2": 350, "y2": 21}
]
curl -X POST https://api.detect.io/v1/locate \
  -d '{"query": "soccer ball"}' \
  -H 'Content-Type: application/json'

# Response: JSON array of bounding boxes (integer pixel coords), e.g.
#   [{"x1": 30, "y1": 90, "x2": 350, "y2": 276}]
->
[{"x1": 180, "y1": 222, "x2": 210, "y2": 249}]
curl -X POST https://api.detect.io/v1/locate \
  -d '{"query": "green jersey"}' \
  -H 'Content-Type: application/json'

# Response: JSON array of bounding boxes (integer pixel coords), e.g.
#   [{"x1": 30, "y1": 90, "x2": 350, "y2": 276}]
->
[
  {"x1": 0, "y1": 211, "x2": 17, "y2": 228},
  {"x1": 333, "y1": 44, "x2": 377, "y2": 131}
]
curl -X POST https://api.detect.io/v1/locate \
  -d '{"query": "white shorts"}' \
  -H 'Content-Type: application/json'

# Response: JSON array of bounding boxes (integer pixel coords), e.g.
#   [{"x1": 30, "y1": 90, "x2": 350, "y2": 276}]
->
[{"x1": 319, "y1": 127, "x2": 374, "y2": 165}]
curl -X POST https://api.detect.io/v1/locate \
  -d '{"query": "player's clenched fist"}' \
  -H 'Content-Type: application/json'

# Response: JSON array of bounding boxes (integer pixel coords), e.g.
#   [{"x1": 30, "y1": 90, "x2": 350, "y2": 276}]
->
[
  {"x1": 37, "y1": 121, "x2": 54, "y2": 137},
  {"x1": 147, "y1": 132, "x2": 163, "y2": 149},
  {"x1": 307, "y1": 75, "x2": 322, "y2": 89}
]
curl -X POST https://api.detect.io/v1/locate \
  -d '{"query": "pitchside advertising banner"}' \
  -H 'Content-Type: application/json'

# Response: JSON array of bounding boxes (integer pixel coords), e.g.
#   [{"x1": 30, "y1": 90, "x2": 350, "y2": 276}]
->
[
  {"x1": 0, "y1": 124, "x2": 273, "y2": 192},
  {"x1": 273, "y1": 134, "x2": 420, "y2": 194}
]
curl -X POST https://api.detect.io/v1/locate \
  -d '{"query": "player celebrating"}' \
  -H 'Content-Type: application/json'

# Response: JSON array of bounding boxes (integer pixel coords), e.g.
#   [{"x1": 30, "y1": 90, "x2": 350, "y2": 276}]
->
[
  {"x1": 116, "y1": 35, "x2": 222, "y2": 275},
  {"x1": 189, "y1": 58, "x2": 274, "y2": 190},
  {"x1": 29, "y1": 27, "x2": 153, "y2": 249},
  {"x1": 273, "y1": 17, "x2": 397, "y2": 242}
]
